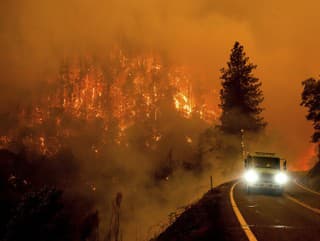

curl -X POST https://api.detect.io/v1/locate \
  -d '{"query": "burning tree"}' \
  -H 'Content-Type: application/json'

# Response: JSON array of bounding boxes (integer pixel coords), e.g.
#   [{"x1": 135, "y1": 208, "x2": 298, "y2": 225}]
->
[{"x1": 0, "y1": 47, "x2": 219, "y2": 175}]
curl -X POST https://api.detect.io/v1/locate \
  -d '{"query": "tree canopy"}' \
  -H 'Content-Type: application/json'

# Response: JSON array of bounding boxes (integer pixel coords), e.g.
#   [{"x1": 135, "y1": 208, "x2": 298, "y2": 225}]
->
[
  {"x1": 301, "y1": 78, "x2": 320, "y2": 143},
  {"x1": 219, "y1": 41, "x2": 266, "y2": 135}
]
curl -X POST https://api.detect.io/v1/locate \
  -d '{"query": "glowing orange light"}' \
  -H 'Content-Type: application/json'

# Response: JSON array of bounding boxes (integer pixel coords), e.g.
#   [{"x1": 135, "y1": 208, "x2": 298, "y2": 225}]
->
[
  {"x1": 186, "y1": 136, "x2": 192, "y2": 143},
  {"x1": 0, "y1": 49, "x2": 220, "y2": 156}
]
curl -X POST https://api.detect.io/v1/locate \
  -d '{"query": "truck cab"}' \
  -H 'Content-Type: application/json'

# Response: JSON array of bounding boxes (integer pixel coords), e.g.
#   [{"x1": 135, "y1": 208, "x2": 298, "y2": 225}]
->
[{"x1": 243, "y1": 152, "x2": 288, "y2": 195}]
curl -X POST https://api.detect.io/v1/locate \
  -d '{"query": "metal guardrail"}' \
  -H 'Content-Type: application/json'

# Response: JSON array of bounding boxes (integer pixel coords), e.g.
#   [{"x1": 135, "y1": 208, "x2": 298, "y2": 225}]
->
[{"x1": 143, "y1": 184, "x2": 209, "y2": 241}]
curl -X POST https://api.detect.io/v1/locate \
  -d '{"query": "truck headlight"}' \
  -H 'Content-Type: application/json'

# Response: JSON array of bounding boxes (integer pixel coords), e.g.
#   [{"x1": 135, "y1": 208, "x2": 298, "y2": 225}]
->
[
  {"x1": 274, "y1": 172, "x2": 288, "y2": 184},
  {"x1": 244, "y1": 170, "x2": 259, "y2": 183}
]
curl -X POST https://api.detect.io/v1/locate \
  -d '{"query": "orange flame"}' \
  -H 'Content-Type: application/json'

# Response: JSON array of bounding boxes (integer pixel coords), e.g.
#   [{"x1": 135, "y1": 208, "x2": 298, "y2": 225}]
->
[{"x1": 1, "y1": 49, "x2": 220, "y2": 154}]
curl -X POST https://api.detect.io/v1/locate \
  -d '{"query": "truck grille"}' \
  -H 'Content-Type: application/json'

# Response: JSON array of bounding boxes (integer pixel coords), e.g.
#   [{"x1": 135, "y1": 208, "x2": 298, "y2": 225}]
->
[{"x1": 260, "y1": 173, "x2": 274, "y2": 183}]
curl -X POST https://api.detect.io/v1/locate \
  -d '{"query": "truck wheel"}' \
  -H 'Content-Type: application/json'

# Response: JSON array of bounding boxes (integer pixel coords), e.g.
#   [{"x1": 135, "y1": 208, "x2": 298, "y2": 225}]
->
[{"x1": 275, "y1": 188, "x2": 283, "y2": 196}]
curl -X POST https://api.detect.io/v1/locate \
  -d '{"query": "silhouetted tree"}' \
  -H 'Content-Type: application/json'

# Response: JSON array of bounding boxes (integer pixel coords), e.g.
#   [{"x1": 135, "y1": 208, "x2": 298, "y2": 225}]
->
[
  {"x1": 219, "y1": 42, "x2": 266, "y2": 135},
  {"x1": 4, "y1": 187, "x2": 70, "y2": 241},
  {"x1": 105, "y1": 192, "x2": 122, "y2": 241},
  {"x1": 301, "y1": 78, "x2": 320, "y2": 160},
  {"x1": 81, "y1": 211, "x2": 99, "y2": 241}
]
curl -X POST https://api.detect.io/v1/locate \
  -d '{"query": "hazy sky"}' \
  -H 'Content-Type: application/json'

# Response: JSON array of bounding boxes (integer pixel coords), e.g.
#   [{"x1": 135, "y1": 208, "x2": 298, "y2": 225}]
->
[{"x1": 1, "y1": 0, "x2": 319, "y2": 168}]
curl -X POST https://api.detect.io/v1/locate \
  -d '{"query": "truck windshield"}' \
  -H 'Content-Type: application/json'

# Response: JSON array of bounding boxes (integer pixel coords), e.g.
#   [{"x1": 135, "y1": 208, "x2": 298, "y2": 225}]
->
[{"x1": 253, "y1": 157, "x2": 280, "y2": 169}]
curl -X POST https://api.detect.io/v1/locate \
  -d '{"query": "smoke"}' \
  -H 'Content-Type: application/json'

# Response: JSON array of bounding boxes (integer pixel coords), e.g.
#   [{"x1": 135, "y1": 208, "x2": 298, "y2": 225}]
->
[
  {"x1": 1, "y1": 0, "x2": 320, "y2": 239},
  {"x1": 1, "y1": 0, "x2": 318, "y2": 163}
]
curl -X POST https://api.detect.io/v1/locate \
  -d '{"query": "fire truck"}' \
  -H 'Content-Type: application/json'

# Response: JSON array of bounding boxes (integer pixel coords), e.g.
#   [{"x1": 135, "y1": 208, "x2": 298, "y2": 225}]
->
[{"x1": 243, "y1": 152, "x2": 288, "y2": 195}]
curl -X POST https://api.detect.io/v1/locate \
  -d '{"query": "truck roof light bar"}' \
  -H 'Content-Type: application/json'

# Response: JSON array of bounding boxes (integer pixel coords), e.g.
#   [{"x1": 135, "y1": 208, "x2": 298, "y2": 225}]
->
[{"x1": 253, "y1": 152, "x2": 276, "y2": 156}]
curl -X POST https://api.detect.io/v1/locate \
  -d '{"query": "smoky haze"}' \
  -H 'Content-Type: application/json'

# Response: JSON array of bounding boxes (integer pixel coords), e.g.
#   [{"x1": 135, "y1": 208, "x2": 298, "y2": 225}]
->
[
  {"x1": 1, "y1": 0, "x2": 319, "y2": 166},
  {"x1": 0, "y1": 0, "x2": 319, "y2": 239}
]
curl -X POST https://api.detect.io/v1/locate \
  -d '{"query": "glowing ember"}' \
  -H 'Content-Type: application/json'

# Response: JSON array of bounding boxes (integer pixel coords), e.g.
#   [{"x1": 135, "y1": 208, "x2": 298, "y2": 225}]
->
[{"x1": 186, "y1": 136, "x2": 192, "y2": 143}]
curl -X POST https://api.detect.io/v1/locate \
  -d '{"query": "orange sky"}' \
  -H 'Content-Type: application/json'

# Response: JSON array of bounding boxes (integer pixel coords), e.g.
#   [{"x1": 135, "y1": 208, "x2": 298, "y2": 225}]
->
[{"x1": 1, "y1": 0, "x2": 319, "y2": 168}]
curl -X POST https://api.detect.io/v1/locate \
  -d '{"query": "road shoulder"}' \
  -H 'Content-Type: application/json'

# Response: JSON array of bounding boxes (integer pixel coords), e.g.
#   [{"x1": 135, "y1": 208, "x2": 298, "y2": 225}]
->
[{"x1": 156, "y1": 182, "x2": 247, "y2": 241}]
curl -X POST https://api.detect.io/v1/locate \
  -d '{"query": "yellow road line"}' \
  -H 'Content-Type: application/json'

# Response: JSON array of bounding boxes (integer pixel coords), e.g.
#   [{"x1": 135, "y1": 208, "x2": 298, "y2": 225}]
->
[
  {"x1": 294, "y1": 180, "x2": 320, "y2": 196},
  {"x1": 230, "y1": 182, "x2": 258, "y2": 241},
  {"x1": 284, "y1": 194, "x2": 320, "y2": 215}
]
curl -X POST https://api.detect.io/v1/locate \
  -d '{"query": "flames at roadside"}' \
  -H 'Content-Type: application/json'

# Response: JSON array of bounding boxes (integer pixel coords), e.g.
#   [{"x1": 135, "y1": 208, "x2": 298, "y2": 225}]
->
[
  {"x1": 0, "y1": 48, "x2": 219, "y2": 156},
  {"x1": 292, "y1": 144, "x2": 318, "y2": 171}
]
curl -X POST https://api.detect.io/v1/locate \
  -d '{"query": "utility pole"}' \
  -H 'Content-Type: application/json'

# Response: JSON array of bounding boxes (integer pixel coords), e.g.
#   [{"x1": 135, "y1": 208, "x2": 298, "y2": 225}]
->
[
  {"x1": 318, "y1": 142, "x2": 320, "y2": 163},
  {"x1": 240, "y1": 129, "x2": 246, "y2": 161}
]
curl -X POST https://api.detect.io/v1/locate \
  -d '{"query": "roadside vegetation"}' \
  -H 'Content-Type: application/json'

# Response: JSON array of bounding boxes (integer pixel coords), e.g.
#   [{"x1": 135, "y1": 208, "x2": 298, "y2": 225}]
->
[{"x1": 301, "y1": 78, "x2": 320, "y2": 190}]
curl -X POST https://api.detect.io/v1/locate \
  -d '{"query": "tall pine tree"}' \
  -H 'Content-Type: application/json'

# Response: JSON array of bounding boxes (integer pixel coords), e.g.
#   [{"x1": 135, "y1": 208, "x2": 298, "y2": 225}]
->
[{"x1": 219, "y1": 42, "x2": 266, "y2": 135}]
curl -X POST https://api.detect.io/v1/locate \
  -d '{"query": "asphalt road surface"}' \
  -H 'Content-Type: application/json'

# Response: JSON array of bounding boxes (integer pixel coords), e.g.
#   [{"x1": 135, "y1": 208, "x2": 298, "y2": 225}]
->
[{"x1": 232, "y1": 180, "x2": 320, "y2": 241}]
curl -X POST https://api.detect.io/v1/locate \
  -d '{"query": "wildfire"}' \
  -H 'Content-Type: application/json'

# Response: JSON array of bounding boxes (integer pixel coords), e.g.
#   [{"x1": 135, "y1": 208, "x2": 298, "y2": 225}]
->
[
  {"x1": 174, "y1": 93, "x2": 193, "y2": 117},
  {"x1": 294, "y1": 144, "x2": 318, "y2": 171},
  {"x1": 0, "y1": 48, "x2": 219, "y2": 155}
]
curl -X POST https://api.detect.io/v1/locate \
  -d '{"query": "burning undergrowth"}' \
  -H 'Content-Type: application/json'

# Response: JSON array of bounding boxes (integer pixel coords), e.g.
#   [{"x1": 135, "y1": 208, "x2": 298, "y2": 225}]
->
[{"x1": 0, "y1": 47, "x2": 222, "y2": 240}]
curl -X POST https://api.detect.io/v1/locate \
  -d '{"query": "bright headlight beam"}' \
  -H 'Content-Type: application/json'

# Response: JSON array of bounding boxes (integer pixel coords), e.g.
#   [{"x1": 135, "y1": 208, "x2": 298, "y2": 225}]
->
[
  {"x1": 244, "y1": 170, "x2": 259, "y2": 183},
  {"x1": 274, "y1": 172, "x2": 288, "y2": 184}
]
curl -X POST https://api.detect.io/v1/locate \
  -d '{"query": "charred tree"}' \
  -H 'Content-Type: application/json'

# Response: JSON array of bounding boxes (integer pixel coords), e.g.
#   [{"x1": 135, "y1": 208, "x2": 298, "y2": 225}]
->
[
  {"x1": 105, "y1": 192, "x2": 123, "y2": 241},
  {"x1": 219, "y1": 42, "x2": 266, "y2": 135},
  {"x1": 81, "y1": 211, "x2": 99, "y2": 241}
]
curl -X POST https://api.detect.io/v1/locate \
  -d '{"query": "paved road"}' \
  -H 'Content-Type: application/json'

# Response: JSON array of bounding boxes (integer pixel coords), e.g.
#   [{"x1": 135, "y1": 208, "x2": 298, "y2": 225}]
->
[
  {"x1": 156, "y1": 179, "x2": 320, "y2": 241},
  {"x1": 232, "y1": 180, "x2": 320, "y2": 241}
]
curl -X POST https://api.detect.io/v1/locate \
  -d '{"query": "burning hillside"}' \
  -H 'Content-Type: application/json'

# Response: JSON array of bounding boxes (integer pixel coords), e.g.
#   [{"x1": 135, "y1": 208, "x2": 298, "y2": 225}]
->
[
  {"x1": 0, "y1": 47, "x2": 222, "y2": 241},
  {"x1": 0, "y1": 47, "x2": 219, "y2": 157}
]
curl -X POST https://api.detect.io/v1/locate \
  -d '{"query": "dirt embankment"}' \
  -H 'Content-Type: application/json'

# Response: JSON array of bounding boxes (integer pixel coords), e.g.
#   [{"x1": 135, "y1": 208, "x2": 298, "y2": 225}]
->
[
  {"x1": 155, "y1": 182, "x2": 246, "y2": 241},
  {"x1": 302, "y1": 161, "x2": 320, "y2": 191}
]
